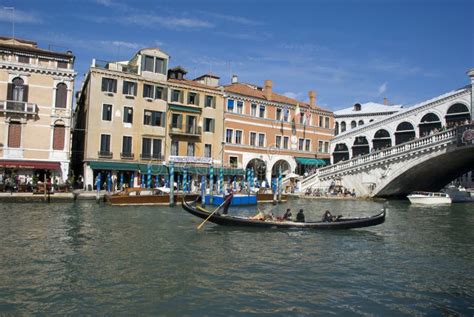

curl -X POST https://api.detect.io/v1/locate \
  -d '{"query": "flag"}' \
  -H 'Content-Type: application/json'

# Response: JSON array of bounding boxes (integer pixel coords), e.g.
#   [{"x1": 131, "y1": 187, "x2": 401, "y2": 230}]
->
[{"x1": 294, "y1": 103, "x2": 301, "y2": 121}]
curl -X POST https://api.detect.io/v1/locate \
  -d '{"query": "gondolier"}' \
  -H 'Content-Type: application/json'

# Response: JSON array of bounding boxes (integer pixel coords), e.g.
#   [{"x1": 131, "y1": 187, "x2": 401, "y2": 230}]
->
[{"x1": 222, "y1": 188, "x2": 234, "y2": 215}]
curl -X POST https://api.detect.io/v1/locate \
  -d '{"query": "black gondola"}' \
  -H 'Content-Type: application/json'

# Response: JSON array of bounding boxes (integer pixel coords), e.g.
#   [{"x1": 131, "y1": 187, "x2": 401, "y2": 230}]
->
[{"x1": 182, "y1": 197, "x2": 386, "y2": 229}]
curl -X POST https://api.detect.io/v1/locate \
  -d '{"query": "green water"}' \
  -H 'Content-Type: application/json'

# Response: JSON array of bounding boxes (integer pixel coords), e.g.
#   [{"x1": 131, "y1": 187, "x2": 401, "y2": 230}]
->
[{"x1": 0, "y1": 199, "x2": 473, "y2": 316}]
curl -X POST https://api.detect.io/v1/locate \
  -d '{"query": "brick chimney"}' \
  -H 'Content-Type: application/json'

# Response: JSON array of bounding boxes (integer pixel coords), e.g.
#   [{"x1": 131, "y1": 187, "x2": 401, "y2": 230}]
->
[
  {"x1": 309, "y1": 90, "x2": 316, "y2": 107},
  {"x1": 383, "y1": 97, "x2": 389, "y2": 105},
  {"x1": 264, "y1": 80, "x2": 272, "y2": 100}
]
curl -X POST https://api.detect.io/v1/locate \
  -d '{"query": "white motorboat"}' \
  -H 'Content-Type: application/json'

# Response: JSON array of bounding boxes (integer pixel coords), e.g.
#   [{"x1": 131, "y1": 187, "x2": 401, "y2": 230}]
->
[
  {"x1": 407, "y1": 191, "x2": 452, "y2": 204},
  {"x1": 443, "y1": 185, "x2": 474, "y2": 203}
]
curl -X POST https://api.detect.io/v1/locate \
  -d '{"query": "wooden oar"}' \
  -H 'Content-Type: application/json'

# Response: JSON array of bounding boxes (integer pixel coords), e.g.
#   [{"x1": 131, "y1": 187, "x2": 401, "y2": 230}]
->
[{"x1": 197, "y1": 196, "x2": 231, "y2": 230}]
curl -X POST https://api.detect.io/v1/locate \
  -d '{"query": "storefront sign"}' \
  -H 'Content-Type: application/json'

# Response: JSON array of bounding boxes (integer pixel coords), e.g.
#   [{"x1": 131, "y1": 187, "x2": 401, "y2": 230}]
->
[{"x1": 169, "y1": 156, "x2": 212, "y2": 164}]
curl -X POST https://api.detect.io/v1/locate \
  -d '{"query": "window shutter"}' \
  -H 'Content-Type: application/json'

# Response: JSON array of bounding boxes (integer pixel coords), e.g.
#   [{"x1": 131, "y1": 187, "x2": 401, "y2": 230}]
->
[
  {"x1": 161, "y1": 112, "x2": 166, "y2": 127},
  {"x1": 112, "y1": 79, "x2": 117, "y2": 93},
  {"x1": 55, "y1": 84, "x2": 67, "y2": 108},
  {"x1": 8, "y1": 122, "x2": 21, "y2": 148},
  {"x1": 211, "y1": 119, "x2": 215, "y2": 132},
  {"x1": 101, "y1": 78, "x2": 106, "y2": 91},
  {"x1": 22, "y1": 85, "x2": 29, "y2": 102},
  {"x1": 53, "y1": 125, "x2": 65, "y2": 150},
  {"x1": 7, "y1": 83, "x2": 13, "y2": 100}
]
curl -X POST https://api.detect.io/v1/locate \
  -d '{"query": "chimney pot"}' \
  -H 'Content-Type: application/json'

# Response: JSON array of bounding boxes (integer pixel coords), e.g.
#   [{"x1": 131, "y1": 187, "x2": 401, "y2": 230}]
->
[
  {"x1": 309, "y1": 90, "x2": 317, "y2": 107},
  {"x1": 383, "y1": 97, "x2": 389, "y2": 105},
  {"x1": 231, "y1": 74, "x2": 238, "y2": 84},
  {"x1": 264, "y1": 80, "x2": 272, "y2": 100}
]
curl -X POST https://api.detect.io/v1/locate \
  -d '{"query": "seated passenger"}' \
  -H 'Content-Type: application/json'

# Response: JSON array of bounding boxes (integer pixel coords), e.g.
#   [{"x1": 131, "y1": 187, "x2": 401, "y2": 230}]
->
[
  {"x1": 322, "y1": 210, "x2": 333, "y2": 222},
  {"x1": 282, "y1": 208, "x2": 292, "y2": 221},
  {"x1": 296, "y1": 209, "x2": 305, "y2": 223}
]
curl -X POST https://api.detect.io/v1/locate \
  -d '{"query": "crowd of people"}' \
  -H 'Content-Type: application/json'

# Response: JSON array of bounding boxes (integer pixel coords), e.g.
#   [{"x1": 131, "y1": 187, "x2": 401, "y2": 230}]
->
[{"x1": 0, "y1": 173, "x2": 74, "y2": 193}]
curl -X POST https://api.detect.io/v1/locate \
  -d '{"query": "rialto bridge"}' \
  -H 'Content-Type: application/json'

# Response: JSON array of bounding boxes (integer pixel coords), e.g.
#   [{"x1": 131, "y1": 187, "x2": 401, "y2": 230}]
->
[{"x1": 300, "y1": 70, "x2": 474, "y2": 197}]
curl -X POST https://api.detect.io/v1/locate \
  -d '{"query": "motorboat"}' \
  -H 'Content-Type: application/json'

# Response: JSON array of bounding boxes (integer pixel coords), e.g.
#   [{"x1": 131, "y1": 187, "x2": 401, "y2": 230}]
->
[{"x1": 407, "y1": 191, "x2": 452, "y2": 204}]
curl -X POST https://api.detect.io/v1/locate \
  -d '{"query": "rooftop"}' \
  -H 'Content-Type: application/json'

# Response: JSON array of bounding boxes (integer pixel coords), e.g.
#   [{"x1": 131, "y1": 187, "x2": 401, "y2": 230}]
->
[{"x1": 334, "y1": 102, "x2": 403, "y2": 116}]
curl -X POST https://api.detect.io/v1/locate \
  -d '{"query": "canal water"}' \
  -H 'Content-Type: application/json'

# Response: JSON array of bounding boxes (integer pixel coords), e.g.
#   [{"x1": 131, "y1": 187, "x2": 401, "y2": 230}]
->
[{"x1": 0, "y1": 199, "x2": 472, "y2": 316}]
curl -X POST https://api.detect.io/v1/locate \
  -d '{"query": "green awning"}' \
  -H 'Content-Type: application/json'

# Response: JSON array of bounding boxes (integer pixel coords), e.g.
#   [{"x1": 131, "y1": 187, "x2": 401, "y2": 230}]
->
[
  {"x1": 174, "y1": 166, "x2": 245, "y2": 175},
  {"x1": 169, "y1": 104, "x2": 202, "y2": 113},
  {"x1": 89, "y1": 161, "x2": 169, "y2": 175},
  {"x1": 295, "y1": 157, "x2": 327, "y2": 166}
]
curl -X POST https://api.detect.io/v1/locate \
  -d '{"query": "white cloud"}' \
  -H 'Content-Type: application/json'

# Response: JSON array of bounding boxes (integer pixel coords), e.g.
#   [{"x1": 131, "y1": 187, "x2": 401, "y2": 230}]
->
[
  {"x1": 122, "y1": 14, "x2": 214, "y2": 29},
  {"x1": 0, "y1": 7, "x2": 42, "y2": 24},
  {"x1": 378, "y1": 82, "x2": 387, "y2": 95},
  {"x1": 203, "y1": 12, "x2": 263, "y2": 26}
]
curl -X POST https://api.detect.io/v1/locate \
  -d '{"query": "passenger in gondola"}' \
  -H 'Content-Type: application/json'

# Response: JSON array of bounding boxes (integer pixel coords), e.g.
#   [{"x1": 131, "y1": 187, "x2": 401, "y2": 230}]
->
[
  {"x1": 222, "y1": 188, "x2": 234, "y2": 215},
  {"x1": 322, "y1": 210, "x2": 333, "y2": 222},
  {"x1": 296, "y1": 209, "x2": 305, "y2": 222},
  {"x1": 282, "y1": 208, "x2": 292, "y2": 221}
]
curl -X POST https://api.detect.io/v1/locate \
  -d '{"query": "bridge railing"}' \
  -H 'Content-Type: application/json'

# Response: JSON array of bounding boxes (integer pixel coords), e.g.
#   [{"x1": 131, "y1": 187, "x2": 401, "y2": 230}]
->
[{"x1": 318, "y1": 128, "x2": 457, "y2": 177}]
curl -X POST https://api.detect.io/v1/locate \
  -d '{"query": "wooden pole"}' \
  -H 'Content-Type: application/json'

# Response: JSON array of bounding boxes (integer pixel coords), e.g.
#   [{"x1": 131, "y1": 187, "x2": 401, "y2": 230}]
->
[
  {"x1": 197, "y1": 196, "x2": 230, "y2": 230},
  {"x1": 44, "y1": 174, "x2": 47, "y2": 202}
]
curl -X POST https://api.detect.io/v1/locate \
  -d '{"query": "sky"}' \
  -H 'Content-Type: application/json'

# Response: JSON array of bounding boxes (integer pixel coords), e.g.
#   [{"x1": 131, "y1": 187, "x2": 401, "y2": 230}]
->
[{"x1": 0, "y1": 0, "x2": 473, "y2": 111}]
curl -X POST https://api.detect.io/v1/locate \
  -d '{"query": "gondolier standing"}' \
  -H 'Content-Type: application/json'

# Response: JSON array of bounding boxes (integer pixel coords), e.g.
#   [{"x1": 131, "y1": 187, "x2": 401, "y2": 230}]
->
[{"x1": 222, "y1": 188, "x2": 234, "y2": 215}]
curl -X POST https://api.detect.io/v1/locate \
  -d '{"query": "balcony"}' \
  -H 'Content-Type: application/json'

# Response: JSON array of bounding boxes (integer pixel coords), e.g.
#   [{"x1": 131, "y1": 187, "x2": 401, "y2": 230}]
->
[
  {"x1": 140, "y1": 153, "x2": 164, "y2": 161},
  {"x1": 98, "y1": 151, "x2": 113, "y2": 158},
  {"x1": 120, "y1": 152, "x2": 135, "y2": 160},
  {"x1": 168, "y1": 124, "x2": 202, "y2": 137},
  {"x1": 0, "y1": 100, "x2": 38, "y2": 115}
]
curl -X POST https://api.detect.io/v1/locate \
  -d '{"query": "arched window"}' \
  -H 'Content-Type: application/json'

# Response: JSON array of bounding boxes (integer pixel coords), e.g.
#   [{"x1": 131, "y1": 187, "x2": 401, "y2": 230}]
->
[
  {"x1": 333, "y1": 143, "x2": 349, "y2": 163},
  {"x1": 419, "y1": 113, "x2": 441, "y2": 137},
  {"x1": 358, "y1": 120, "x2": 364, "y2": 126},
  {"x1": 445, "y1": 103, "x2": 471, "y2": 127},
  {"x1": 8, "y1": 77, "x2": 28, "y2": 103},
  {"x1": 395, "y1": 122, "x2": 415, "y2": 145},
  {"x1": 352, "y1": 136, "x2": 369, "y2": 157},
  {"x1": 55, "y1": 83, "x2": 67, "y2": 108},
  {"x1": 340, "y1": 121, "x2": 346, "y2": 132},
  {"x1": 53, "y1": 123, "x2": 65, "y2": 150},
  {"x1": 373, "y1": 129, "x2": 391, "y2": 150},
  {"x1": 351, "y1": 120, "x2": 356, "y2": 129}
]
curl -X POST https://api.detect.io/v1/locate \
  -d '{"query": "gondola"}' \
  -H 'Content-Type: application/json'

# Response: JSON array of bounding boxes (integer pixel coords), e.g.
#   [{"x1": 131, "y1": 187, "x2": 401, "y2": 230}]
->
[{"x1": 182, "y1": 197, "x2": 386, "y2": 229}]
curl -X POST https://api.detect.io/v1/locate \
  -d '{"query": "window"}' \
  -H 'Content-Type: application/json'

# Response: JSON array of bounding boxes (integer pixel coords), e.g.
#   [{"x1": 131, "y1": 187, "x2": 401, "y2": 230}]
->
[
  {"x1": 276, "y1": 136, "x2": 282, "y2": 149},
  {"x1": 100, "y1": 134, "x2": 111, "y2": 153},
  {"x1": 358, "y1": 120, "x2": 364, "y2": 126},
  {"x1": 305, "y1": 139, "x2": 311, "y2": 151},
  {"x1": 52, "y1": 125, "x2": 65, "y2": 150},
  {"x1": 318, "y1": 141, "x2": 324, "y2": 153},
  {"x1": 204, "y1": 144, "x2": 212, "y2": 158},
  {"x1": 153, "y1": 139, "x2": 162, "y2": 158},
  {"x1": 122, "y1": 136, "x2": 132, "y2": 154},
  {"x1": 229, "y1": 157, "x2": 238, "y2": 168},
  {"x1": 171, "y1": 89, "x2": 183, "y2": 103},
  {"x1": 258, "y1": 133, "x2": 265, "y2": 147},
  {"x1": 101, "y1": 77, "x2": 117, "y2": 93},
  {"x1": 9, "y1": 77, "x2": 26, "y2": 102},
  {"x1": 123, "y1": 81, "x2": 137, "y2": 96},
  {"x1": 325, "y1": 117, "x2": 330, "y2": 129},
  {"x1": 235, "y1": 130, "x2": 243, "y2": 144},
  {"x1": 298, "y1": 138, "x2": 304, "y2": 151},
  {"x1": 55, "y1": 83, "x2": 67, "y2": 108},
  {"x1": 155, "y1": 86, "x2": 166, "y2": 100},
  {"x1": 171, "y1": 113, "x2": 182, "y2": 128},
  {"x1": 102, "y1": 104, "x2": 112, "y2": 121},
  {"x1": 276, "y1": 108, "x2": 282, "y2": 121},
  {"x1": 155, "y1": 58, "x2": 166, "y2": 74},
  {"x1": 187, "y1": 142, "x2": 195, "y2": 156},
  {"x1": 57, "y1": 61, "x2": 67, "y2": 69},
  {"x1": 205, "y1": 95, "x2": 215, "y2": 108},
  {"x1": 259, "y1": 105, "x2": 265, "y2": 118},
  {"x1": 319, "y1": 115, "x2": 323, "y2": 127},
  {"x1": 143, "y1": 84, "x2": 154, "y2": 98},
  {"x1": 283, "y1": 108, "x2": 289, "y2": 122},
  {"x1": 351, "y1": 121, "x2": 357, "y2": 129},
  {"x1": 324, "y1": 142, "x2": 329, "y2": 153},
  {"x1": 143, "y1": 110, "x2": 165, "y2": 127},
  {"x1": 251, "y1": 104, "x2": 257, "y2": 116},
  {"x1": 143, "y1": 56, "x2": 154, "y2": 72},
  {"x1": 283, "y1": 136, "x2": 289, "y2": 149},
  {"x1": 8, "y1": 122, "x2": 21, "y2": 148},
  {"x1": 142, "y1": 138, "x2": 152, "y2": 158},
  {"x1": 227, "y1": 99, "x2": 234, "y2": 112},
  {"x1": 226, "y1": 129, "x2": 233, "y2": 143},
  {"x1": 300, "y1": 112, "x2": 305, "y2": 124},
  {"x1": 142, "y1": 138, "x2": 162, "y2": 159},
  {"x1": 18, "y1": 55, "x2": 29, "y2": 63},
  {"x1": 171, "y1": 141, "x2": 179, "y2": 156},
  {"x1": 250, "y1": 132, "x2": 256, "y2": 146},
  {"x1": 204, "y1": 118, "x2": 215, "y2": 132},
  {"x1": 188, "y1": 92, "x2": 199, "y2": 105},
  {"x1": 341, "y1": 122, "x2": 346, "y2": 132},
  {"x1": 123, "y1": 106, "x2": 133, "y2": 124},
  {"x1": 236, "y1": 101, "x2": 243, "y2": 114}
]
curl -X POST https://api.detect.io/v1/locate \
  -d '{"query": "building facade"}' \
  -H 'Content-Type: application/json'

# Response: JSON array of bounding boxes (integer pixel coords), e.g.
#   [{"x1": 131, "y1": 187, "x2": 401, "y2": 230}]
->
[
  {"x1": 72, "y1": 48, "x2": 225, "y2": 190},
  {"x1": 0, "y1": 36, "x2": 75, "y2": 186},
  {"x1": 222, "y1": 77, "x2": 334, "y2": 182}
]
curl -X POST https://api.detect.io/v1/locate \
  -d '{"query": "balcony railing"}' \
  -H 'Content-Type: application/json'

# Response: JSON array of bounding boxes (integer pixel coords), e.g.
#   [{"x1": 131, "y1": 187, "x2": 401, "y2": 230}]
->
[
  {"x1": 140, "y1": 153, "x2": 164, "y2": 161},
  {"x1": 0, "y1": 100, "x2": 38, "y2": 115},
  {"x1": 120, "y1": 152, "x2": 134, "y2": 159},
  {"x1": 98, "y1": 151, "x2": 113, "y2": 158},
  {"x1": 169, "y1": 124, "x2": 202, "y2": 136}
]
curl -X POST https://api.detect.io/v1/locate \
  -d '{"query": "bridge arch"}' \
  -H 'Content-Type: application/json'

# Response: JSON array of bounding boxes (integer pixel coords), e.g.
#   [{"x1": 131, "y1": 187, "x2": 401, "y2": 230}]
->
[
  {"x1": 246, "y1": 158, "x2": 267, "y2": 180},
  {"x1": 271, "y1": 159, "x2": 291, "y2": 178},
  {"x1": 333, "y1": 143, "x2": 349, "y2": 163},
  {"x1": 445, "y1": 102, "x2": 471, "y2": 127},
  {"x1": 419, "y1": 112, "x2": 442, "y2": 137},
  {"x1": 395, "y1": 121, "x2": 416, "y2": 145},
  {"x1": 372, "y1": 129, "x2": 392, "y2": 150},
  {"x1": 352, "y1": 136, "x2": 370, "y2": 157}
]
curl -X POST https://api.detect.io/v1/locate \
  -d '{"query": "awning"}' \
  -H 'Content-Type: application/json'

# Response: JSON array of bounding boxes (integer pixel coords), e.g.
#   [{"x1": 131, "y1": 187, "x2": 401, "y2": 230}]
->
[
  {"x1": 174, "y1": 166, "x2": 245, "y2": 175},
  {"x1": 89, "y1": 161, "x2": 169, "y2": 175},
  {"x1": 168, "y1": 104, "x2": 202, "y2": 113},
  {"x1": 0, "y1": 160, "x2": 61, "y2": 170},
  {"x1": 295, "y1": 157, "x2": 327, "y2": 166}
]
